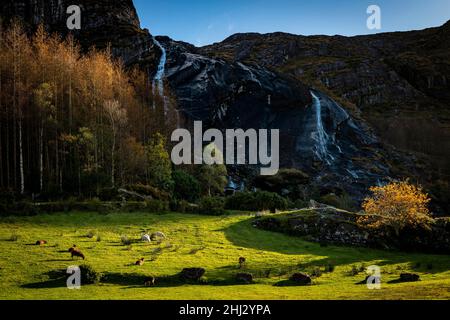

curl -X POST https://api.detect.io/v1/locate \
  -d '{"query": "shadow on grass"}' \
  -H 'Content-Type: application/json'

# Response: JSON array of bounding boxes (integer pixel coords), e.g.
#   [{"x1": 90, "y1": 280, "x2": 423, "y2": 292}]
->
[
  {"x1": 42, "y1": 259, "x2": 73, "y2": 262},
  {"x1": 274, "y1": 280, "x2": 312, "y2": 287},
  {"x1": 21, "y1": 270, "x2": 66, "y2": 289},
  {"x1": 223, "y1": 218, "x2": 450, "y2": 273},
  {"x1": 104, "y1": 272, "x2": 254, "y2": 288}
]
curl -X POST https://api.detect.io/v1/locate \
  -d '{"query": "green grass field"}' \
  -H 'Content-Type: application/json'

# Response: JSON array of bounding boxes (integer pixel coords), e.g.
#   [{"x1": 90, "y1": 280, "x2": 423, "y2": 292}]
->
[{"x1": 0, "y1": 211, "x2": 449, "y2": 300}]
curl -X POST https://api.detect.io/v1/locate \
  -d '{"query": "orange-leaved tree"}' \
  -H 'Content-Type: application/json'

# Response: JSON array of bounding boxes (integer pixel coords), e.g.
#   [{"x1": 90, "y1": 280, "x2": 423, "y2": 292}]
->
[{"x1": 358, "y1": 180, "x2": 433, "y2": 235}]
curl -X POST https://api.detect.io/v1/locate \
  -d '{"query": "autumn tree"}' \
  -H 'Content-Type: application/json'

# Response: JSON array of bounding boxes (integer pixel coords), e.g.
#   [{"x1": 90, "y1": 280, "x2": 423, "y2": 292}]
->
[
  {"x1": 103, "y1": 100, "x2": 127, "y2": 188},
  {"x1": 0, "y1": 22, "x2": 179, "y2": 198},
  {"x1": 358, "y1": 180, "x2": 433, "y2": 235},
  {"x1": 34, "y1": 82, "x2": 55, "y2": 191}
]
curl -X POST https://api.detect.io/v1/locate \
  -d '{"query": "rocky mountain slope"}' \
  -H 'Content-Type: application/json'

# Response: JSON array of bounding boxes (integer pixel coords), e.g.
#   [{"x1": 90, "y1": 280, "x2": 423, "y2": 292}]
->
[
  {"x1": 160, "y1": 36, "x2": 398, "y2": 200},
  {"x1": 0, "y1": 0, "x2": 159, "y2": 68},
  {"x1": 200, "y1": 25, "x2": 450, "y2": 201},
  {"x1": 1, "y1": 1, "x2": 449, "y2": 211}
]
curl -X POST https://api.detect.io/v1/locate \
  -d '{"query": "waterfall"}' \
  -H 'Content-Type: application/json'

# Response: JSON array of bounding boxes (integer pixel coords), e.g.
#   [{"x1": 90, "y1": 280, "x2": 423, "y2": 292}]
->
[
  {"x1": 152, "y1": 36, "x2": 166, "y2": 98},
  {"x1": 151, "y1": 36, "x2": 181, "y2": 127},
  {"x1": 311, "y1": 91, "x2": 335, "y2": 165},
  {"x1": 151, "y1": 36, "x2": 169, "y2": 118}
]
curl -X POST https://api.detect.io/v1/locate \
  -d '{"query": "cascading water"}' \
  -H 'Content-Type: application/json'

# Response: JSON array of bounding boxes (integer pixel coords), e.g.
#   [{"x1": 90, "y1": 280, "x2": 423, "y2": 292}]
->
[
  {"x1": 311, "y1": 91, "x2": 335, "y2": 165},
  {"x1": 152, "y1": 37, "x2": 166, "y2": 98},
  {"x1": 151, "y1": 36, "x2": 181, "y2": 127}
]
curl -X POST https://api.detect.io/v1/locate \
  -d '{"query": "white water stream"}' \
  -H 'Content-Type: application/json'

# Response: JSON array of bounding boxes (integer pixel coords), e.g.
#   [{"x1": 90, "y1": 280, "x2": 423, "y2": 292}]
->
[
  {"x1": 311, "y1": 91, "x2": 335, "y2": 165},
  {"x1": 152, "y1": 37, "x2": 181, "y2": 126}
]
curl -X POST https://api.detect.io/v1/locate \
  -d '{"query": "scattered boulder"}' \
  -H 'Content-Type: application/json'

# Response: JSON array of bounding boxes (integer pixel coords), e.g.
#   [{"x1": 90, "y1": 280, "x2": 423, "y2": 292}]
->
[
  {"x1": 181, "y1": 268, "x2": 205, "y2": 281},
  {"x1": 144, "y1": 276, "x2": 156, "y2": 287},
  {"x1": 141, "y1": 234, "x2": 151, "y2": 242},
  {"x1": 236, "y1": 273, "x2": 253, "y2": 284},
  {"x1": 309, "y1": 200, "x2": 329, "y2": 209},
  {"x1": 289, "y1": 273, "x2": 312, "y2": 285},
  {"x1": 399, "y1": 273, "x2": 420, "y2": 282}
]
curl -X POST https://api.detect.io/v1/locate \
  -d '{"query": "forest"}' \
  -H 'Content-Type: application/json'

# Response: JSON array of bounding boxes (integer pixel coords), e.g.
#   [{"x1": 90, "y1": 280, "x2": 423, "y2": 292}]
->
[{"x1": 0, "y1": 22, "x2": 191, "y2": 200}]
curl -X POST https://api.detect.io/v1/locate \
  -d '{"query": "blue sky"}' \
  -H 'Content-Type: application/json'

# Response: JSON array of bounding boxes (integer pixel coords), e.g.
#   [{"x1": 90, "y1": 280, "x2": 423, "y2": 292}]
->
[{"x1": 134, "y1": 0, "x2": 450, "y2": 46}]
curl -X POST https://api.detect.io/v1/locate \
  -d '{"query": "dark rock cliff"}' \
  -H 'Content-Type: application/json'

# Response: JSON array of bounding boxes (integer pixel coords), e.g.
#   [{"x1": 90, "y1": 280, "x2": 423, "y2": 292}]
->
[
  {"x1": 201, "y1": 23, "x2": 450, "y2": 211},
  {"x1": 0, "y1": 0, "x2": 158, "y2": 67},
  {"x1": 159, "y1": 36, "x2": 416, "y2": 201}
]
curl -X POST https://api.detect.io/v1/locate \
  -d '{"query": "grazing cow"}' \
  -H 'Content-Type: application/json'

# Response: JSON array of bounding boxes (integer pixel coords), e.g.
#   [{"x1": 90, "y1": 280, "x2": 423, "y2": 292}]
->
[
  {"x1": 36, "y1": 240, "x2": 47, "y2": 246},
  {"x1": 144, "y1": 276, "x2": 155, "y2": 287},
  {"x1": 69, "y1": 245, "x2": 85, "y2": 260},
  {"x1": 141, "y1": 234, "x2": 151, "y2": 242},
  {"x1": 150, "y1": 232, "x2": 166, "y2": 241},
  {"x1": 239, "y1": 257, "x2": 246, "y2": 269},
  {"x1": 135, "y1": 258, "x2": 145, "y2": 266}
]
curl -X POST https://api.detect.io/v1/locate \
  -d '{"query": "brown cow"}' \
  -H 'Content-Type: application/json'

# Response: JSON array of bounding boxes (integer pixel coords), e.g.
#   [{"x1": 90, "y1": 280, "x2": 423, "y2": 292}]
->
[
  {"x1": 69, "y1": 245, "x2": 85, "y2": 260},
  {"x1": 36, "y1": 240, "x2": 47, "y2": 246},
  {"x1": 135, "y1": 258, "x2": 145, "y2": 266},
  {"x1": 239, "y1": 257, "x2": 246, "y2": 269}
]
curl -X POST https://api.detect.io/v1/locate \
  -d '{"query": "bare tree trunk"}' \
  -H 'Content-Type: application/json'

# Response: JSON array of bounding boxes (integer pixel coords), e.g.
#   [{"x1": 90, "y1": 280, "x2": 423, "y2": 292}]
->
[
  {"x1": 18, "y1": 119, "x2": 24, "y2": 195},
  {"x1": 0, "y1": 114, "x2": 3, "y2": 188},
  {"x1": 0, "y1": 54, "x2": 3, "y2": 188},
  {"x1": 111, "y1": 133, "x2": 116, "y2": 188},
  {"x1": 39, "y1": 123, "x2": 44, "y2": 192}
]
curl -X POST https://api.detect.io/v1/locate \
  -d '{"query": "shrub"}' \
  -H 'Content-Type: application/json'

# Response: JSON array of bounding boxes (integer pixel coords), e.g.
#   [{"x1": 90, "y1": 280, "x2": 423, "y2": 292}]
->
[
  {"x1": 79, "y1": 264, "x2": 101, "y2": 284},
  {"x1": 120, "y1": 235, "x2": 132, "y2": 246},
  {"x1": 253, "y1": 169, "x2": 310, "y2": 197},
  {"x1": 86, "y1": 231, "x2": 96, "y2": 239},
  {"x1": 325, "y1": 264, "x2": 335, "y2": 273},
  {"x1": 198, "y1": 197, "x2": 226, "y2": 215},
  {"x1": 358, "y1": 180, "x2": 433, "y2": 235},
  {"x1": 170, "y1": 199, "x2": 197, "y2": 213},
  {"x1": 12, "y1": 201, "x2": 41, "y2": 216},
  {"x1": 144, "y1": 200, "x2": 169, "y2": 213},
  {"x1": 310, "y1": 267, "x2": 323, "y2": 278},
  {"x1": 172, "y1": 170, "x2": 201, "y2": 202},
  {"x1": 121, "y1": 201, "x2": 146, "y2": 212},
  {"x1": 225, "y1": 191, "x2": 289, "y2": 212},
  {"x1": 82, "y1": 198, "x2": 113, "y2": 214},
  {"x1": 98, "y1": 188, "x2": 119, "y2": 201},
  {"x1": 124, "y1": 184, "x2": 170, "y2": 201}
]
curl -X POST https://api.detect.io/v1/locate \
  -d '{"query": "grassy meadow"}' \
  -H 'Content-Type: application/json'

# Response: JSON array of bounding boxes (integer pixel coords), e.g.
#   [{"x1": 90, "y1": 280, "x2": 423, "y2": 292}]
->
[{"x1": 0, "y1": 211, "x2": 449, "y2": 300}]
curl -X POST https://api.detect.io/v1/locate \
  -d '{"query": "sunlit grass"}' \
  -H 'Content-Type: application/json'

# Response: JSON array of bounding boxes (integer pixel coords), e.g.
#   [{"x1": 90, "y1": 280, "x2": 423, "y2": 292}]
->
[{"x1": 0, "y1": 211, "x2": 449, "y2": 300}]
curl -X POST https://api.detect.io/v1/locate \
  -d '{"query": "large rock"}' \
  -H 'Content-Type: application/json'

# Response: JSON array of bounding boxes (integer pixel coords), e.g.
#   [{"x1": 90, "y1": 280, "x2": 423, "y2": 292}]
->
[
  {"x1": 289, "y1": 273, "x2": 312, "y2": 285},
  {"x1": 399, "y1": 273, "x2": 420, "y2": 282},
  {"x1": 180, "y1": 268, "x2": 205, "y2": 281}
]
